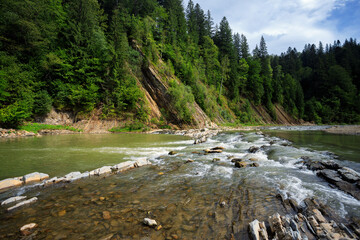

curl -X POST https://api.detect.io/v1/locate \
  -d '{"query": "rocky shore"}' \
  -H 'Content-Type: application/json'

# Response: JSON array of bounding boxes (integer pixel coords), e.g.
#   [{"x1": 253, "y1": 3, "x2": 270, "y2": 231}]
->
[
  {"x1": 249, "y1": 197, "x2": 360, "y2": 240},
  {"x1": 324, "y1": 125, "x2": 360, "y2": 135}
]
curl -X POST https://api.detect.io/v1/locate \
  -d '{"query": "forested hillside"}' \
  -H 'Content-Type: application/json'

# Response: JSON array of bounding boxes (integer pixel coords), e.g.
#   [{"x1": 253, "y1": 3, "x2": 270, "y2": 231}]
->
[{"x1": 0, "y1": 0, "x2": 359, "y2": 128}]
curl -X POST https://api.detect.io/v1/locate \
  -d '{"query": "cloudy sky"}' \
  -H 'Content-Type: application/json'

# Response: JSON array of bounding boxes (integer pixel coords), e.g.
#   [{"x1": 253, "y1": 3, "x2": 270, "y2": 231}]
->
[{"x1": 187, "y1": 0, "x2": 360, "y2": 54}]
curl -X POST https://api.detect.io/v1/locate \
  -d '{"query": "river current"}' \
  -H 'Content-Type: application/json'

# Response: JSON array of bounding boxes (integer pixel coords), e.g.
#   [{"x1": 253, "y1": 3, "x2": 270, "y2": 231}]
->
[{"x1": 0, "y1": 129, "x2": 359, "y2": 239}]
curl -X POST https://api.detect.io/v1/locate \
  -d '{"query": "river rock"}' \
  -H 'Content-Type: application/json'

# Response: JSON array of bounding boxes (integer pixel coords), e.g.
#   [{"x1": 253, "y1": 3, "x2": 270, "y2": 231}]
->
[
  {"x1": 194, "y1": 136, "x2": 207, "y2": 144},
  {"x1": 248, "y1": 146, "x2": 259, "y2": 153},
  {"x1": 338, "y1": 167, "x2": 360, "y2": 183},
  {"x1": 63, "y1": 171, "x2": 83, "y2": 181},
  {"x1": 143, "y1": 218, "x2": 157, "y2": 227},
  {"x1": 90, "y1": 166, "x2": 113, "y2": 176},
  {"x1": 211, "y1": 146, "x2": 225, "y2": 150},
  {"x1": 103, "y1": 211, "x2": 111, "y2": 220},
  {"x1": 43, "y1": 177, "x2": 65, "y2": 186},
  {"x1": 23, "y1": 172, "x2": 49, "y2": 183},
  {"x1": 7, "y1": 197, "x2": 38, "y2": 211},
  {"x1": 168, "y1": 151, "x2": 178, "y2": 155},
  {"x1": 1, "y1": 196, "x2": 27, "y2": 206},
  {"x1": 20, "y1": 223, "x2": 38, "y2": 235},
  {"x1": 321, "y1": 160, "x2": 340, "y2": 170},
  {"x1": 185, "y1": 159, "x2": 194, "y2": 163},
  {"x1": 235, "y1": 161, "x2": 247, "y2": 168},
  {"x1": 334, "y1": 181, "x2": 360, "y2": 200},
  {"x1": 317, "y1": 169, "x2": 342, "y2": 183},
  {"x1": 204, "y1": 149, "x2": 222, "y2": 153},
  {"x1": 112, "y1": 161, "x2": 136, "y2": 172},
  {"x1": 212, "y1": 158, "x2": 220, "y2": 162},
  {"x1": 249, "y1": 219, "x2": 268, "y2": 240},
  {"x1": 249, "y1": 163, "x2": 259, "y2": 167},
  {"x1": 134, "y1": 158, "x2": 152, "y2": 167},
  {"x1": 0, "y1": 177, "x2": 23, "y2": 191},
  {"x1": 231, "y1": 158, "x2": 242, "y2": 163}
]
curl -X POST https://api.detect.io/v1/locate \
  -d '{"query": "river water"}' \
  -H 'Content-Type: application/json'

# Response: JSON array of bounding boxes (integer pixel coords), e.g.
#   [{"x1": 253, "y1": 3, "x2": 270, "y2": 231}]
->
[{"x1": 0, "y1": 129, "x2": 359, "y2": 239}]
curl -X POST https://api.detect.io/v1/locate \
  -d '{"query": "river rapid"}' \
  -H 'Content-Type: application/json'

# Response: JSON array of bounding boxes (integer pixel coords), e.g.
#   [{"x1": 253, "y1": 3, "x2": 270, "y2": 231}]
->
[{"x1": 0, "y1": 128, "x2": 359, "y2": 239}]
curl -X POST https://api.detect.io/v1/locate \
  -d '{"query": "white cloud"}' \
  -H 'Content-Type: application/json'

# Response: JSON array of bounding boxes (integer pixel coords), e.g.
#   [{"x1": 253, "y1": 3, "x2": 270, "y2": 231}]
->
[{"x1": 189, "y1": 0, "x2": 351, "y2": 54}]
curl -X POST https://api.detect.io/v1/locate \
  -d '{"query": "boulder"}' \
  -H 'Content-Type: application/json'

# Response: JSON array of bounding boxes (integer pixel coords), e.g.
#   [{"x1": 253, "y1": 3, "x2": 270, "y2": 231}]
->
[
  {"x1": 0, "y1": 177, "x2": 23, "y2": 190},
  {"x1": 7, "y1": 197, "x2": 38, "y2": 211},
  {"x1": 43, "y1": 177, "x2": 65, "y2": 186},
  {"x1": 334, "y1": 181, "x2": 360, "y2": 200},
  {"x1": 249, "y1": 146, "x2": 259, "y2": 153},
  {"x1": 235, "y1": 161, "x2": 247, "y2": 168},
  {"x1": 63, "y1": 172, "x2": 84, "y2": 181},
  {"x1": 231, "y1": 158, "x2": 242, "y2": 163},
  {"x1": 1, "y1": 196, "x2": 27, "y2": 206},
  {"x1": 23, "y1": 172, "x2": 49, "y2": 183},
  {"x1": 185, "y1": 159, "x2": 194, "y2": 163},
  {"x1": 168, "y1": 151, "x2": 178, "y2": 155},
  {"x1": 194, "y1": 136, "x2": 207, "y2": 144},
  {"x1": 317, "y1": 169, "x2": 342, "y2": 184},
  {"x1": 338, "y1": 167, "x2": 360, "y2": 183},
  {"x1": 143, "y1": 218, "x2": 157, "y2": 227},
  {"x1": 134, "y1": 158, "x2": 151, "y2": 167},
  {"x1": 89, "y1": 166, "x2": 112, "y2": 176},
  {"x1": 321, "y1": 161, "x2": 340, "y2": 170},
  {"x1": 112, "y1": 161, "x2": 136, "y2": 172}
]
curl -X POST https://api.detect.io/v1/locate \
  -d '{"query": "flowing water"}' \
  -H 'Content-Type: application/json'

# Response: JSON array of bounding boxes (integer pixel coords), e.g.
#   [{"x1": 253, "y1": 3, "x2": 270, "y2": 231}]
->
[{"x1": 0, "y1": 129, "x2": 360, "y2": 239}]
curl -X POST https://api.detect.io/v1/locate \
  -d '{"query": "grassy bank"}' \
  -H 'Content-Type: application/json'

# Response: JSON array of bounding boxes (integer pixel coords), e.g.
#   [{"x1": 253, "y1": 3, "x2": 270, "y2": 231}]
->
[{"x1": 19, "y1": 123, "x2": 82, "y2": 133}]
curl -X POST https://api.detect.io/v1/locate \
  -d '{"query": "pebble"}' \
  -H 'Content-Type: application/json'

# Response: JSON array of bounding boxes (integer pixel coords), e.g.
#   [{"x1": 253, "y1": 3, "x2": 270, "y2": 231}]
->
[
  {"x1": 143, "y1": 218, "x2": 157, "y2": 227},
  {"x1": 20, "y1": 223, "x2": 38, "y2": 235},
  {"x1": 103, "y1": 211, "x2": 111, "y2": 220},
  {"x1": 58, "y1": 210, "x2": 66, "y2": 217}
]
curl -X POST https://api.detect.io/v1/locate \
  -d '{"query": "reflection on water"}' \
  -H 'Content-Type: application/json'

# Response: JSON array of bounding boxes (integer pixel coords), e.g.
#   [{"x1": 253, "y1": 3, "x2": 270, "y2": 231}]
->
[{"x1": 0, "y1": 131, "x2": 360, "y2": 239}]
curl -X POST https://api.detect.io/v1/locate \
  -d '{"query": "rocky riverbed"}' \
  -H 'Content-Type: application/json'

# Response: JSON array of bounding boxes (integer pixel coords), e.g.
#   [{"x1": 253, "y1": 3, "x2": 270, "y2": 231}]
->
[{"x1": 0, "y1": 131, "x2": 359, "y2": 239}]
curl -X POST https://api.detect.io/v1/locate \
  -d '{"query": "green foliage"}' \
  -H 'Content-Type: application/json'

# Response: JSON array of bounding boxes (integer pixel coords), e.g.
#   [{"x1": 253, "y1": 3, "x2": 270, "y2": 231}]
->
[
  {"x1": 168, "y1": 80, "x2": 195, "y2": 123},
  {"x1": 109, "y1": 122, "x2": 149, "y2": 132},
  {"x1": 19, "y1": 123, "x2": 82, "y2": 133},
  {"x1": 33, "y1": 90, "x2": 52, "y2": 116}
]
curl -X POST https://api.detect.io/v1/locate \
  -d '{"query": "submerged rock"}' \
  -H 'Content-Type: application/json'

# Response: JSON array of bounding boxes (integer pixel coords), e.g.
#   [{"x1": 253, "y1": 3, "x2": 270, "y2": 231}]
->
[
  {"x1": 20, "y1": 223, "x2": 38, "y2": 235},
  {"x1": 43, "y1": 177, "x2": 65, "y2": 186},
  {"x1": 103, "y1": 211, "x2": 111, "y2": 220},
  {"x1": 1, "y1": 196, "x2": 27, "y2": 206},
  {"x1": 7, "y1": 197, "x2": 38, "y2": 211},
  {"x1": 143, "y1": 218, "x2": 157, "y2": 227},
  {"x1": 0, "y1": 177, "x2": 23, "y2": 191}
]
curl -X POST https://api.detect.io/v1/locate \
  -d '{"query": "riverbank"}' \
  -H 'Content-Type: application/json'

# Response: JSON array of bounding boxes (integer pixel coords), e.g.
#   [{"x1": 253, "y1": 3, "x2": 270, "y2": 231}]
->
[{"x1": 324, "y1": 125, "x2": 360, "y2": 135}]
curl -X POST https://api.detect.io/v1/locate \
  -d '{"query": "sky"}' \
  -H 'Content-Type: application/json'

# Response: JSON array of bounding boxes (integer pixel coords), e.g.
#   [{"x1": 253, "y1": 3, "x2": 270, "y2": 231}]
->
[{"x1": 186, "y1": 0, "x2": 360, "y2": 55}]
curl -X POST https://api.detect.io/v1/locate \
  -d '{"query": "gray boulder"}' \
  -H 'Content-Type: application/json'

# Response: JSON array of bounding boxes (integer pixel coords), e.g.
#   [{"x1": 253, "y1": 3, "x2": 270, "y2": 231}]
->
[
  {"x1": 338, "y1": 167, "x2": 360, "y2": 183},
  {"x1": 134, "y1": 158, "x2": 152, "y2": 167},
  {"x1": 143, "y1": 218, "x2": 157, "y2": 227}
]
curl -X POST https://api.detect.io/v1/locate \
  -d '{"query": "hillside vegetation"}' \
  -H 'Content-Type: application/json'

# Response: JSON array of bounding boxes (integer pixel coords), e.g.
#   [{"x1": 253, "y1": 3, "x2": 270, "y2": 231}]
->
[{"x1": 0, "y1": 0, "x2": 359, "y2": 128}]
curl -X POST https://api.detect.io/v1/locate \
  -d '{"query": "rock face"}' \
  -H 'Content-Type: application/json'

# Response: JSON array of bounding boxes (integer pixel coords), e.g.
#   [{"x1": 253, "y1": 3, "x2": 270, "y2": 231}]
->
[
  {"x1": 7, "y1": 197, "x2": 38, "y2": 211},
  {"x1": 0, "y1": 177, "x2": 23, "y2": 191},
  {"x1": 300, "y1": 158, "x2": 360, "y2": 200},
  {"x1": 1, "y1": 196, "x2": 27, "y2": 206},
  {"x1": 143, "y1": 218, "x2": 157, "y2": 227},
  {"x1": 23, "y1": 172, "x2": 49, "y2": 183}
]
